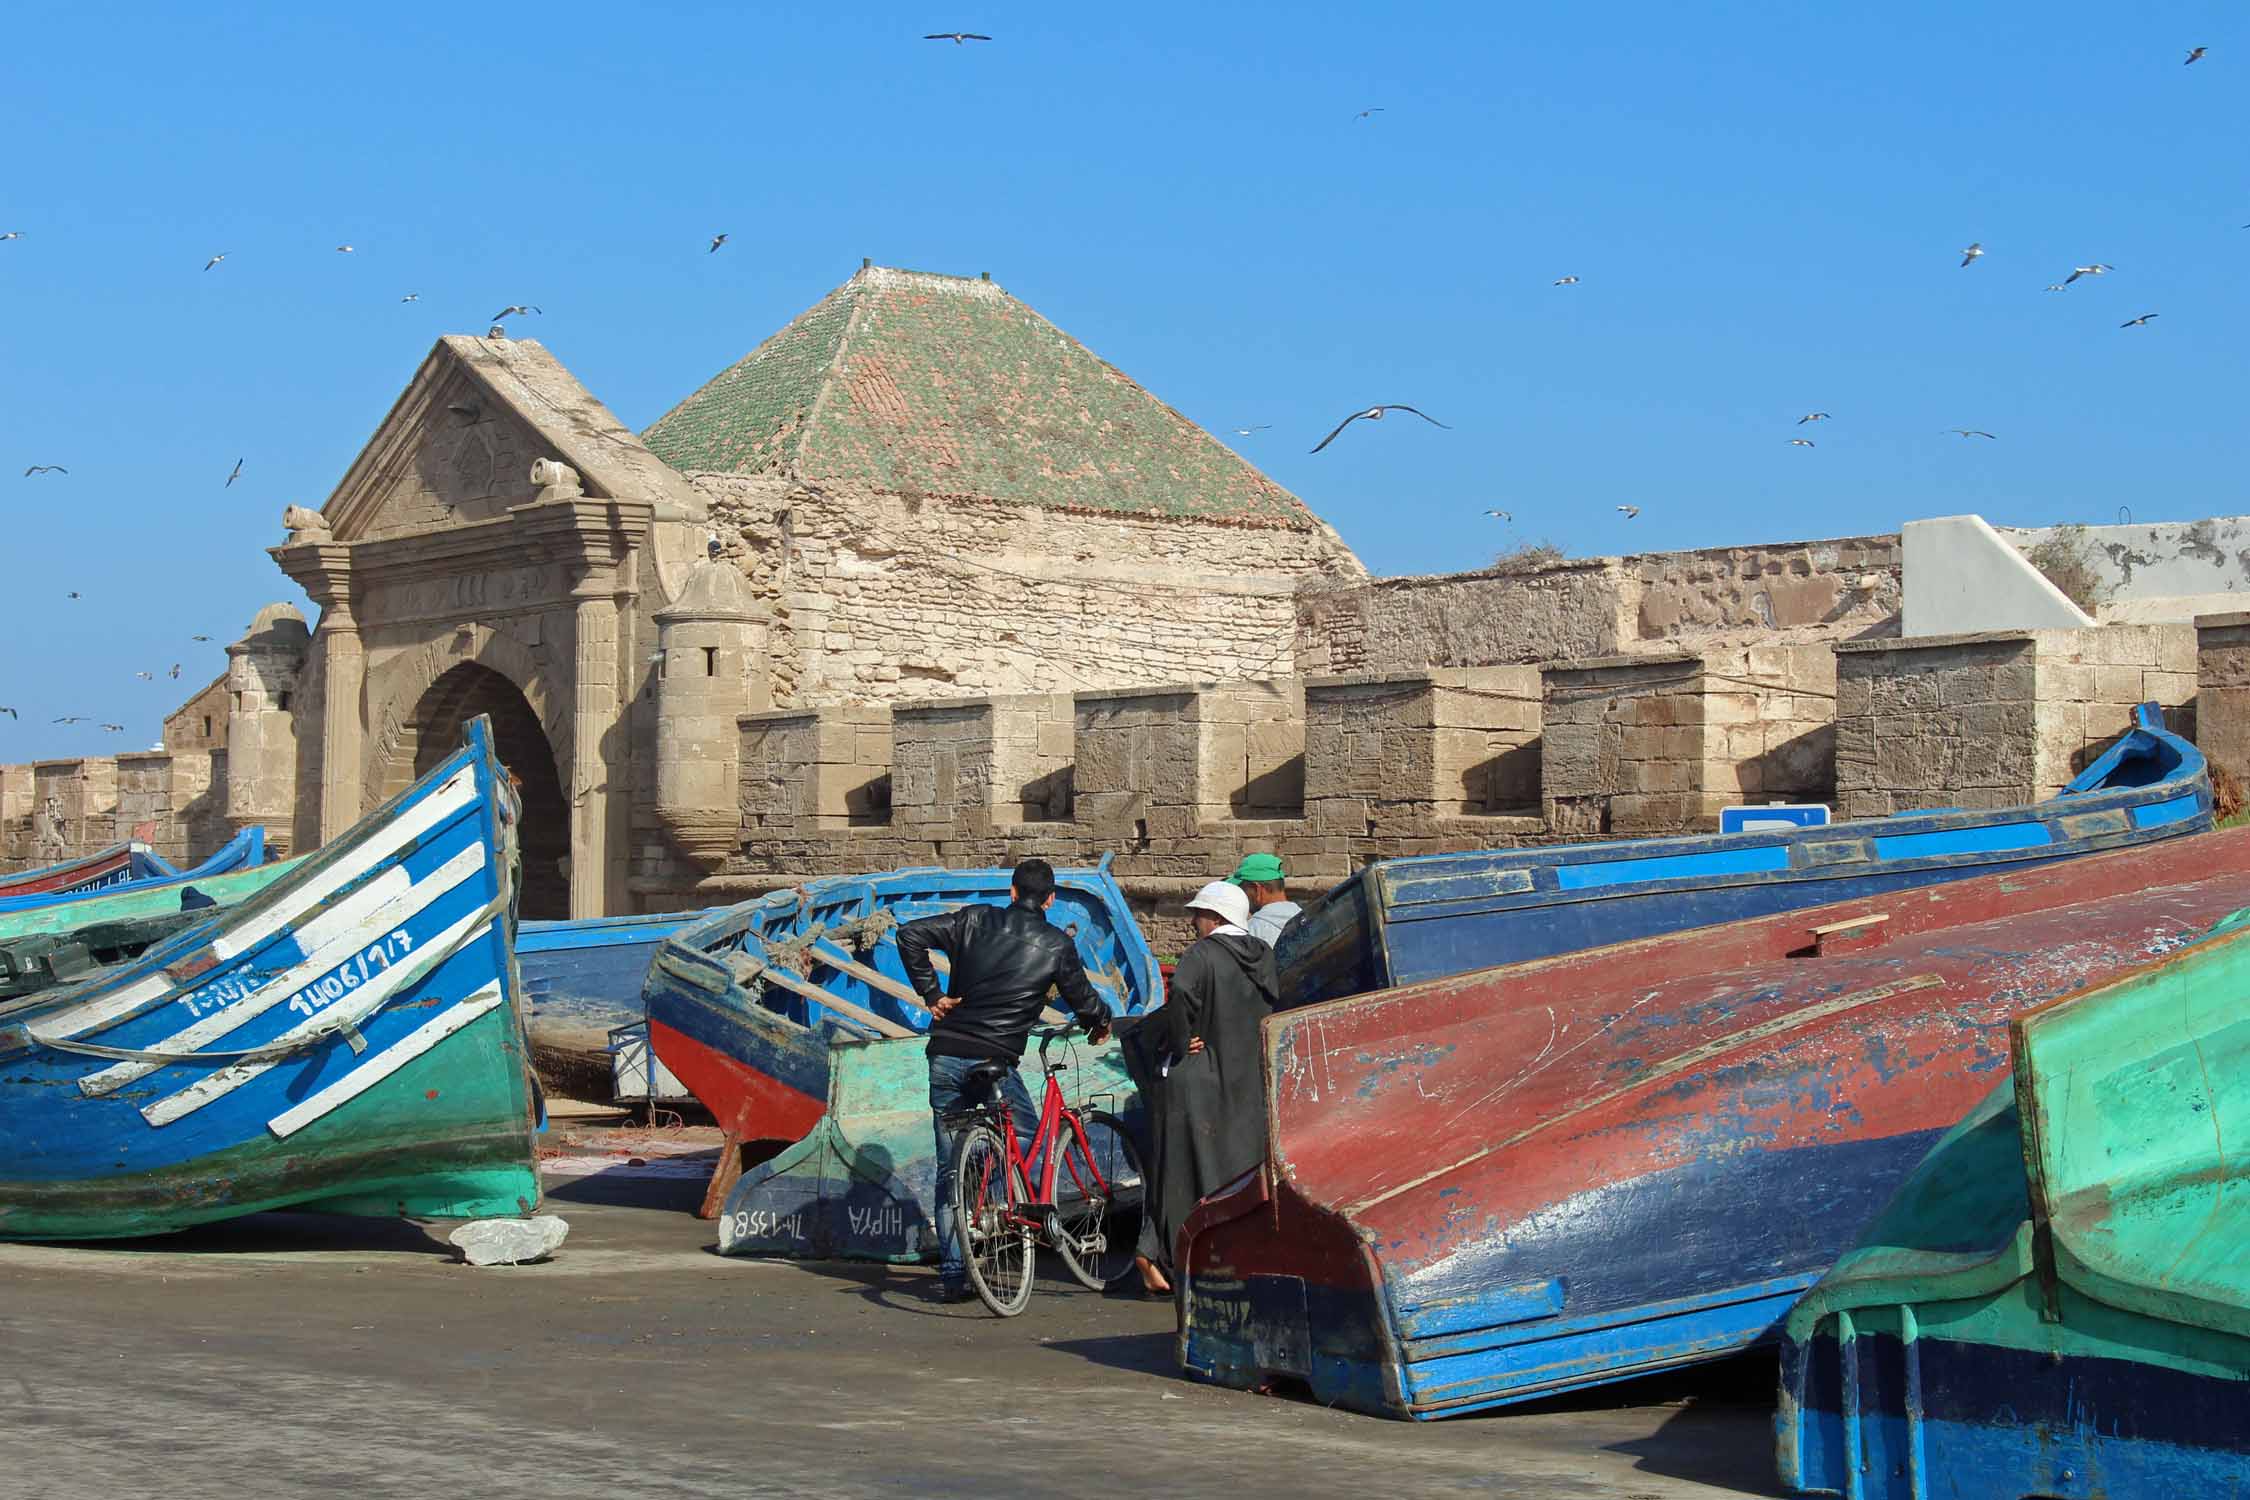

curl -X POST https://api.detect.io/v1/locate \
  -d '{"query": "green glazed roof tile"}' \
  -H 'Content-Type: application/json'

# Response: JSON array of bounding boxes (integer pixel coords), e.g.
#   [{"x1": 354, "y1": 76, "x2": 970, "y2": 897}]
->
[{"x1": 642, "y1": 266, "x2": 1319, "y2": 530}]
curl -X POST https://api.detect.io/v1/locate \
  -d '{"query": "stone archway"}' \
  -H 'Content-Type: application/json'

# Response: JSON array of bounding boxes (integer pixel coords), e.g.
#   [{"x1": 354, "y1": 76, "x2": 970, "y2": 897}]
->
[{"x1": 383, "y1": 663, "x2": 571, "y2": 919}]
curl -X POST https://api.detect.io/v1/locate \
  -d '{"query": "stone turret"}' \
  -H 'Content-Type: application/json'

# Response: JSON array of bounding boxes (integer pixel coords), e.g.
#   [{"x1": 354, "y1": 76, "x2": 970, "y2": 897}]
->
[
  {"x1": 653, "y1": 560, "x2": 766, "y2": 868},
  {"x1": 226, "y1": 602, "x2": 311, "y2": 856}
]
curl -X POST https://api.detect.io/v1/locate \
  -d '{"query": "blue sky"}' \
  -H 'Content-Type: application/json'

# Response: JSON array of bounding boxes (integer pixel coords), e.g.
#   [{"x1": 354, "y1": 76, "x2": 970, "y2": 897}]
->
[{"x1": 2, "y1": 1, "x2": 2243, "y2": 754}]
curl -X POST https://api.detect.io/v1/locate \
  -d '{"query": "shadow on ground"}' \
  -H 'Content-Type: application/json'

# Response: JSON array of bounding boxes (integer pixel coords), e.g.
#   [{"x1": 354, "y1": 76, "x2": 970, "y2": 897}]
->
[{"x1": 40, "y1": 1211, "x2": 458, "y2": 1258}]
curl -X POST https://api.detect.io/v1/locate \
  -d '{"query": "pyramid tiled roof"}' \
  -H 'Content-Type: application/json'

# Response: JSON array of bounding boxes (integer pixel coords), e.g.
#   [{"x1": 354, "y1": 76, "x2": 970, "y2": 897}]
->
[{"x1": 643, "y1": 266, "x2": 1320, "y2": 530}]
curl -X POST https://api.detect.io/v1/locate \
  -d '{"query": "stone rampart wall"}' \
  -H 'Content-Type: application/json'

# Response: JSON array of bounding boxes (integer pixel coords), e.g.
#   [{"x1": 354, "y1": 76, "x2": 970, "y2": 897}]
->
[
  {"x1": 1834, "y1": 625, "x2": 2197, "y2": 817},
  {"x1": 0, "y1": 749, "x2": 232, "y2": 874},
  {"x1": 1296, "y1": 534, "x2": 1902, "y2": 676},
  {"x1": 695, "y1": 475, "x2": 1363, "y2": 708}
]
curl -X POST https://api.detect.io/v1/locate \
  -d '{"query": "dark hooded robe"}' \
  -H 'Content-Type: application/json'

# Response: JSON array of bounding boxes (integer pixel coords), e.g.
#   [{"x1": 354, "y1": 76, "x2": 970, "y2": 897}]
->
[{"x1": 1123, "y1": 929, "x2": 1280, "y2": 1270}]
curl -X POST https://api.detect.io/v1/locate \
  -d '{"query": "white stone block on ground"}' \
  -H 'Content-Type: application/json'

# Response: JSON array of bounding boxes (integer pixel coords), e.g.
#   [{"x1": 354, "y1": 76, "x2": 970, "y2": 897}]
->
[{"x1": 448, "y1": 1214, "x2": 569, "y2": 1266}]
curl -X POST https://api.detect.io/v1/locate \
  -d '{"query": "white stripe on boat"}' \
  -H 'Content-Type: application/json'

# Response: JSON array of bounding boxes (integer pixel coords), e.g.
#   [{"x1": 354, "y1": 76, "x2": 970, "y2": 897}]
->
[
  {"x1": 32, "y1": 767, "x2": 480, "y2": 1040},
  {"x1": 139, "y1": 917, "x2": 495, "y2": 1128},
  {"x1": 71, "y1": 842, "x2": 487, "y2": 1093},
  {"x1": 265, "y1": 980, "x2": 505, "y2": 1139},
  {"x1": 212, "y1": 767, "x2": 477, "y2": 961}
]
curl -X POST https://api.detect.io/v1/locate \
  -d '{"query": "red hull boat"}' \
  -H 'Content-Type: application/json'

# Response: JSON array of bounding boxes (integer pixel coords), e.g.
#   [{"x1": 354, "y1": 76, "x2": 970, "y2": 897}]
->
[{"x1": 1179, "y1": 829, "x2": 2250, "y2": 1418}]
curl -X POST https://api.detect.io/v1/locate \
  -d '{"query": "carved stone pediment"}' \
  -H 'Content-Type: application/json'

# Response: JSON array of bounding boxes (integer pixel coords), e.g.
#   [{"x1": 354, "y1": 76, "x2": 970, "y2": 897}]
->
[{"x1": 315, "y1": 335, "x2": 707, "y2": 546}]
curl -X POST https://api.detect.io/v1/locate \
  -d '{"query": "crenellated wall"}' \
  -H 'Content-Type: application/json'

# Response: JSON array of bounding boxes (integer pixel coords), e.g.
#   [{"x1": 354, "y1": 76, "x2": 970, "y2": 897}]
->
[{"x1": 0, "y1": 747, "x2": 232, "y2": 874}]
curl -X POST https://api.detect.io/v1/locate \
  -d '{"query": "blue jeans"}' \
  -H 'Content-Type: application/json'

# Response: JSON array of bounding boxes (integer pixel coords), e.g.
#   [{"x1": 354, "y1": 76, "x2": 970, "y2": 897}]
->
[{"x1": 929, "y1": 1053, "x2": 1039, "y2": 1285}]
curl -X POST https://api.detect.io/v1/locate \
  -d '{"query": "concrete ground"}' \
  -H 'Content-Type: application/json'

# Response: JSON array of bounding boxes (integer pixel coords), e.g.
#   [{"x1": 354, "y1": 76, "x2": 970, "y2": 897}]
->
[{"x1": 0, "y1": 1140, "x2": 1787, "y2": 1500}]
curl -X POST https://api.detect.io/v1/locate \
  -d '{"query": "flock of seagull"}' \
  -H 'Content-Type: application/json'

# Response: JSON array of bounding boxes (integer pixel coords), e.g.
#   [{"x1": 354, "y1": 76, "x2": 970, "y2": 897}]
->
[{"x1": 0, "y1": 30, "x2": 2231, "y2": 730}]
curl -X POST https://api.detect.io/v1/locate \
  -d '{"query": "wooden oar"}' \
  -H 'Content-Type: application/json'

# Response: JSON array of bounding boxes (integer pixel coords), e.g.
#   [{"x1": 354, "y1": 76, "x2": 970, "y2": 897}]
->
[{"x1": 729, "y1": 954, "x2": 914, "y2": 1040}]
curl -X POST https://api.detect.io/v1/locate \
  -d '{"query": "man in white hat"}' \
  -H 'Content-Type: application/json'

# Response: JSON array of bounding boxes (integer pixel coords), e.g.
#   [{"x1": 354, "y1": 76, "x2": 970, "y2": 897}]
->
[{"x1": 1132, "y1": 878, "x2": 1281, "y2": 1293}]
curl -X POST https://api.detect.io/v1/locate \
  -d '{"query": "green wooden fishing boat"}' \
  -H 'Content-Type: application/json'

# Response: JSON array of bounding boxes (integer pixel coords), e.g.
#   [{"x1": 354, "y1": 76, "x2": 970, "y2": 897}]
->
[
  {"x1": 0, "y1": 718, "x2": 538, "y2": 1240},
  {"x1": 716, "y1": 1028, "x2": 1141, "y2": 1262},
  {"x1": 0, "y1": 860, "x2": 300, "y2": 1004},
  {"x1": 0, "y1": 858, "x2": 296, "y2": 943},
  {"x1": 1776, "y1": 907, "x2": 2250, "y2": 1497}
]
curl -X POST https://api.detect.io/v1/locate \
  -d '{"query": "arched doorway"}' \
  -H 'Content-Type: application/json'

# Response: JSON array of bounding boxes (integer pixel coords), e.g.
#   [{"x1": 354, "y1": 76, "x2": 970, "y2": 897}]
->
[{"x1": 397, "y1": 664, "x2": 571, "y2": 919}]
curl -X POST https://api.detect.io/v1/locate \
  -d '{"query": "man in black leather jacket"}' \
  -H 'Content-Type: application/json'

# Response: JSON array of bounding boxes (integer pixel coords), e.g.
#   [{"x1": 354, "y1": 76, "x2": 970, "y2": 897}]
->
[{"x1": 898, "y1": 858, "x2": 1111, "y2": 1299}]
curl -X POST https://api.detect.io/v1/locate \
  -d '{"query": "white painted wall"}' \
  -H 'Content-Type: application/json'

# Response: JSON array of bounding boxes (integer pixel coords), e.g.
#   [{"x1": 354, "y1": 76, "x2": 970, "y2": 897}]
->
[
  {"x1": 1996, "y1": 515, "x2": 2250, "y2": 621},
  {"x1": 1902, "y1": 515, "x2": 2095, "y2": 636}
]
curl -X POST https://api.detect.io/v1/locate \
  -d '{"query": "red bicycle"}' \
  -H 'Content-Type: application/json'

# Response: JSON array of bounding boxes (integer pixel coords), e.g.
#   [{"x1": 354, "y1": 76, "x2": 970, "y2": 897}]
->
[{"x1": 948, "y1": 1026, "x2": 1146, "y2": 1316}]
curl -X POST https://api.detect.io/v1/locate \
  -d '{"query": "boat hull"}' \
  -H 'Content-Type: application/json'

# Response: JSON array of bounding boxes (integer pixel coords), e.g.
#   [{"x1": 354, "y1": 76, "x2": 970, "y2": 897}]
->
[
  {"x1": 1777, "y1": 904, "x2": 2250, "y2": 1496},
  {"x1": 1180, "y1": 828, "x2": 2250, "y2": 1419},
  {"x1": 716, "y1": 1028, "x2": 1140, "y2": 1263},
  {"x1": 1279, "y1": 703, "x2": 2210, "y2": 1007},
  {"x1": 518, "y1": 909, "x2": 704, "y2": 1101},
  {"x1": 645, "y1": 866, "x2": 1159, "y2": 1150},
  {"x1": 0, "y1": 719, "x2": 538, "y2": 1241}
]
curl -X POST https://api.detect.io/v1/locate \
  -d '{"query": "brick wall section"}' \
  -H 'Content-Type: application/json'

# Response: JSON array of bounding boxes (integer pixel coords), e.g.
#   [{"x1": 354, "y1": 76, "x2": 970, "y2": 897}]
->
[
  {"x1": 2029, "y1": 624, "x2": 2197, "y2": 790},
  {"x1": 1835, "y1": 634, "x2": 2041, "y2": 816},
  {"x1": 1296, "y1": 535, "x2": 1901, "y2": 675},
  {"x1": 1305, "y1": 669, "x2": 1542, "y2": 834},
  {"x1": 1541, "y1": 646, "x2": 1835, "y2": 835},
  {"x1": 162, "y1": 675, "x2": 230, "y2": 753},
  {"x1": 1835, "y1": 627, "x2": 2198, "y2": 819},
  {"x1": 2196, "y1": 612, "x2": 2250, "y2": 795},
  {"x1": 0, "y1": 750, "x2": 235, "y2": 874},
  {"x1": 738, "y1": 705, "x2": 893, "y2": 834},
  {"x1": 891, "y1": 692, "x2": 1075, "y2": 834},
  {"x1": 698, "y1": 475, "x2": 1356, "y2": 708}
]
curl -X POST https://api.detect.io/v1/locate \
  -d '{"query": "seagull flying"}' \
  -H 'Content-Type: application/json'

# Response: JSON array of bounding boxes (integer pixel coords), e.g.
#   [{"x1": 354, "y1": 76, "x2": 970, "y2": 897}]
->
[
  {"x1": 135, "y1": 671, "x2": 152, "y2": 681},
  {"x1": 923, "y1": 32, "x2": 991, "y2": 43},
  {"x1": 0, "y1": 707, "x2": 14, "y2": 720},
  {"x1": 203, "y1": 253, "x2": 227, "y2": 271},
  {"x1": 1797, "y1": 412, "x2": 1830, "y2": 424},
  {"x1": 1960, "y1": 242, "x2": 1984, "y2": 267},
  {"x1": 1484, "y1": 509, "x2": 1513, "y2": 521},
  {"x1": 2043, "y1": 284, "x2": 2069, "y2": 292},
  {"x1": 99, "y1": 724, "x2": 123, "y2": 733},
  {"x1": 709, "y1": 233, "x2": 728, "y2": 253},
  {"x1": 1230, "y1": 424, "x2": 1271, "y2": 435},
  {"x1": 65, "y1": 591, "x2": 80, "y2": 599},
  {"x1": 2120, "y1": 313, "x2": 2159, "y2": 328},
  {"x1": 52, "y1": 716, "x2": 85, "y2": 725},
  {"x1": 1945, "y1": 428, "x2": 1998, "y2": 439},
  {"x1": 1788, "y1": 438, "x2": 1816, "y2": 448},
  {"x1": 224, "y1": 457, "x2": 243, "y2": 488},
  {"x1": 0, "y1": 232, "x2": 22, "y2": 242},
  {"x1": 168, "y1": 663, "x2": 181, "y2": 678},
  {"x1": 2186, "y1": 46, "x2": 2207, "y2": 64},
  {"x1": 335, "y1": 244, "x2": 355, "y2": 253},
  {"x1": 489, "y1": 304, "x2": 541, "y2": 322},
  {"x1": 23, "y1": 465, "x2": 66, "y2": 476},
  {"x1": 1552, "y1": 275, "x2": 1580, "y2": 286},
  {"x1": 1309, "y1": 404, "x2": 1449, "y2": 454},
  {"x1": 400, "y1": 293, "x2": 420, "y2": 302},
  {"x1": 2062, "y1": 264, "x2": 2113, "y2": 285},
  {"x1": 1616, "y1": 505, "x2": 1640, "y2": 520},
  {"x1": 191, "y1": 634, "x2": 212, "y2": 641},
  {"x1": 1355, "y1": 107, "x2": 1385, "y2": 121}
]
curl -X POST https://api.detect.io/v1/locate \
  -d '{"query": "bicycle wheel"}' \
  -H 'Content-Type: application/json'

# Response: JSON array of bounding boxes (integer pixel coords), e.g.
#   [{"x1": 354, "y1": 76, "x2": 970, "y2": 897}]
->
[
  {"x1": 1051, "y1": 1110, "x2": 1147, "y2": 1291},
  {"x1": 952, "y1": 1120, "x2": 1034, "y2": 1316}
]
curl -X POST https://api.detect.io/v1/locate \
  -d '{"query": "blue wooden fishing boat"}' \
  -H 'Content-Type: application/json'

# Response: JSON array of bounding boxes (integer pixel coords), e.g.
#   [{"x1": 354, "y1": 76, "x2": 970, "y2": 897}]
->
[
  {"x1": 645, "y1": 860, "x2": 1160, "y2": 1172},
  {"x1": 1279, "y1": 702, "x2": 2209, "y2": 1007},
  {"x1": 1776, "y1": 906, "x2": 2250, "y2": 1497},
  {"x1": 0, "y1": 825, "x2": 268, "y2": 920},
  {"x1": 0, "y1": 839, "x2": 176, "y2": 904},
  {"x1": 0, "y1": 717, "x2": 539, "y2": 1240},
  {"x1": 1179, "y1": 829, "x2": 2250, "y2": 1419},
  {"x1": 517, "y1": 909, "x2": 706, "y2": 1101}
]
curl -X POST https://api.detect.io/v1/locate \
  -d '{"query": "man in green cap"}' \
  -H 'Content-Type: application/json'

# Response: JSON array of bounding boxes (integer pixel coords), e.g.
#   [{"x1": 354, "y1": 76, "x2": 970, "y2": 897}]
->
[{"x1": 1230, "y1": 852, "x2": 1302, "y2": 948}]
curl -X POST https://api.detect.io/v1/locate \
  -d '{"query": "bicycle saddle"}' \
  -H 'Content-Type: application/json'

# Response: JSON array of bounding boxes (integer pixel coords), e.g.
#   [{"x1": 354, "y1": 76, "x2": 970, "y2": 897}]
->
[{"x1": 961, "y1": 1060, "x2": 1010, "y2": 1100}]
